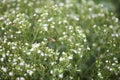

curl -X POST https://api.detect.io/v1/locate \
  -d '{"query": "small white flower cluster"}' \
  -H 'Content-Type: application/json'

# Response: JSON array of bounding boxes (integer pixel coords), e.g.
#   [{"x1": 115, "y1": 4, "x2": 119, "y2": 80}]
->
[{"x1": 0, "y1": 0, "x2": 120, "y2": 80}]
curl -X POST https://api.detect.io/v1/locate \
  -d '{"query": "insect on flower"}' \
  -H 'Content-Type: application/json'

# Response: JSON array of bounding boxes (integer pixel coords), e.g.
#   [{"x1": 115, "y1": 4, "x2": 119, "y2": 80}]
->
[{"x1": 49, "y1": 38, "x2": 56, "y2": 43}]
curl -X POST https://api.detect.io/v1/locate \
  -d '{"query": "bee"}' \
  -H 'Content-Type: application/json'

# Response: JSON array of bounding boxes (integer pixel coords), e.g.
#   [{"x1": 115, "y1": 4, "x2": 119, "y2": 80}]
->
[{"x1": 49, "y1": 38, "x2": 56, "y2": 43}]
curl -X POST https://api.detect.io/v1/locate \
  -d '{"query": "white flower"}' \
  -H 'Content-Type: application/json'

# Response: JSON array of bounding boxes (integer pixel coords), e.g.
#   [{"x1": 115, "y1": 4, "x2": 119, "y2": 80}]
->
[
  {"x1": 10, "y1": 35, "x2": 13, "y2": 38},
  {"x1": 19, "y1": 61, "x2": 25, "y2": 66},
  {"x1": 105, "y1": 60, "x2": 108, "y2": 63},
  {"x1": 113, "y1": 57, "x2": 117, "y2": 61},
  {"x1": 71, "y1": 49, "x2": 77, "y2": 54},
  {"x1": 87, "y1": 47, "x2": 90, "y2": 50},
  {"x1": 16, "y1": 77, "x2": 25, "y2": 80},
  {"x1": 0, "y1": 49, "x2": 2, "y2": 52},
  {"x1": 68, "y1": 56, "x2": 73, "y2": 60},
  {"x1": 18, "y1": 57, "x2": 22, "y2": 60},
  {"x1": 78, "y1": 48, "x2": 81, "y2": 51},
  {"x1": 58, "y1": 21, "x2": 62, "y2": 24},
  {"x1": 118, "y1": 66, "x2": 120, "y2": 70},
  {"x1": 115, "y1": 60, "x2": 118, "y2": 63},
  {"x1": 51, "y1": 25, "x2": 55, "y2": 28},
  {"x1": 2, "y1": 54, "x2": 6, "y2": 58},
  {"x1": 48, "y1": 18, "x2": 53, "y2": 22},
  {"x1": 13, "y1": 59, "x2": 17, "y2": 62},
  {"x1": 33, "y1": 13, "x2": 37, "y2": 16},
  {"x1": 32, "y1": 43, "x2": 40, "y2": 48},
  {"x1": 0, "y1": 17, "x2": 4, "y2": 20},
  {"x1": 1, "y1": 27, "x2": 5, "y2": 30},
  {"x1": 25, "y1": 64, "x2": 30, "y2": 68},
  {"x1": 9, "y1": 72, "x2": 13, "y2": 76},
  {"x1": 27, "y1": 70, "x2": 33, "y2": 76},
  {"x1": 98, "y1": 72, "x2": 101, "y2": 76},
  {"x1": 59, "y1": 57, "x2": 63, "y2": 61},
  {"x1": 109, "y1": 25, "x2": 113, "y2": 29},
  {"x1": 12, "y1": 46, "x2": 16, "y2": 49},
  {"x1": 30, "y1": 48, "x2": 34, "y2": 52},
  {"x1": 37, "y1": 50, "x2": 41, "y2": 53},
  {"x1": 112, "y1": 63, "x2": 115, "y2": 66},
  {"x1": 58, "y1": 74, "x2": 63, "y2": 78},
  {"x1": 59, "y1": 2, "x2": 64, "y2": 6},
  {"x1": 63, "y1": 20, "x2": 67, "y2": 23},
  {"x1": 43, "y1": 24, "x2": 48, "y2": 27},
  {"x1": 0, "y1": 58, "x2": 4, "y2": 62},
  {"x1": 51, "y1": 62, "x2": 56, "y2": 65},
  {"x1": 50, "y1": 70, "x2": 54, "y2": 74},
  {"x1": 12, "y1": 62, "x2": 17, "y2": 65},
  {"x1": 84, "y1": 39, "x2": 87, "y2": 42},
  {"x1": 25, "y1": 43, "x2": 29, "y2": 46},
  {"x1": 41, "y1": 53, "x2": 44, "y2": 56},
  {"x1": 109, "y1": 68, "x2": 113, "y2": 71},
  {"x1": 43, "y1": 26, "x2": 48, "y2": 31},
  {"x1": 24, "y1": 73, "x2": 27, "y2": 76},
  {"x1": 16, "y1": 30, "x2": 21, "y2": 34},
  {"x1": 80, "y1": 55, "x2": 83, "y2": 58},
  {"x1": 38, "y1": 19, "x2": 41, "y2": 22},
  {"x1": 1, "y1": 66, "x2": 7, "y2": 72},
  {"x1": 26, "y1": 52, "x2": 31, "y2": 55},
  {"x1": 70, "y1": 76, "x2": 73, "y2": 79}
]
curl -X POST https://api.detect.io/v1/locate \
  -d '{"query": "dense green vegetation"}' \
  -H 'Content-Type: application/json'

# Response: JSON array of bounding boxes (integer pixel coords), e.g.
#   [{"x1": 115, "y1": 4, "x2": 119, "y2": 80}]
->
[
  {"x1": 0, "y1": 0, "x2": 120, "y2": 80},
  {"x1": 93, "y1": 0, "x2": 120, "y2": 18}
]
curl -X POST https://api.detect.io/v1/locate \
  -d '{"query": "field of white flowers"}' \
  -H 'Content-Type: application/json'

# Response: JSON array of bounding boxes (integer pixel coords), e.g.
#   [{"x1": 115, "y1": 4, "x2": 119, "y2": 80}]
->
[{"x1": 0, "y1": 0, "x2": 120, "y2": 80}]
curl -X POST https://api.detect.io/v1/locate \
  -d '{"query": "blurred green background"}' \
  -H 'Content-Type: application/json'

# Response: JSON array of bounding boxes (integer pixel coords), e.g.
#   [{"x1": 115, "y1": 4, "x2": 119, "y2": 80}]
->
[
  {"x1": 75, "y1": 0, "x2": 120, "y2": 18},
  {"x1": 93, "y1": 0, "x2": 120, "y2": 18},
  {"x1": 61, "y1": 0, "x2": 120, "y2": 18}
]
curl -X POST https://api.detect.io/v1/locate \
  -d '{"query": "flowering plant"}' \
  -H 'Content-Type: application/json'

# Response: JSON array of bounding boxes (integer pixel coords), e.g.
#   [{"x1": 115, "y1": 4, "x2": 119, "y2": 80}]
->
[{"x1": 0, "y1": 0, "x2": 120, "y2": 80}]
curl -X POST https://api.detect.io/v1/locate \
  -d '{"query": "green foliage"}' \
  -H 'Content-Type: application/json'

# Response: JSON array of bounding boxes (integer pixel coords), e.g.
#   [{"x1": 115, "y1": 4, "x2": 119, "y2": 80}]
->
[
  {"x1": 0, "y1": 0, "x2": 120, "y2": 80},
  {"x1": 93, "y1": 0, "x2": 120, "y2": 18}
]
